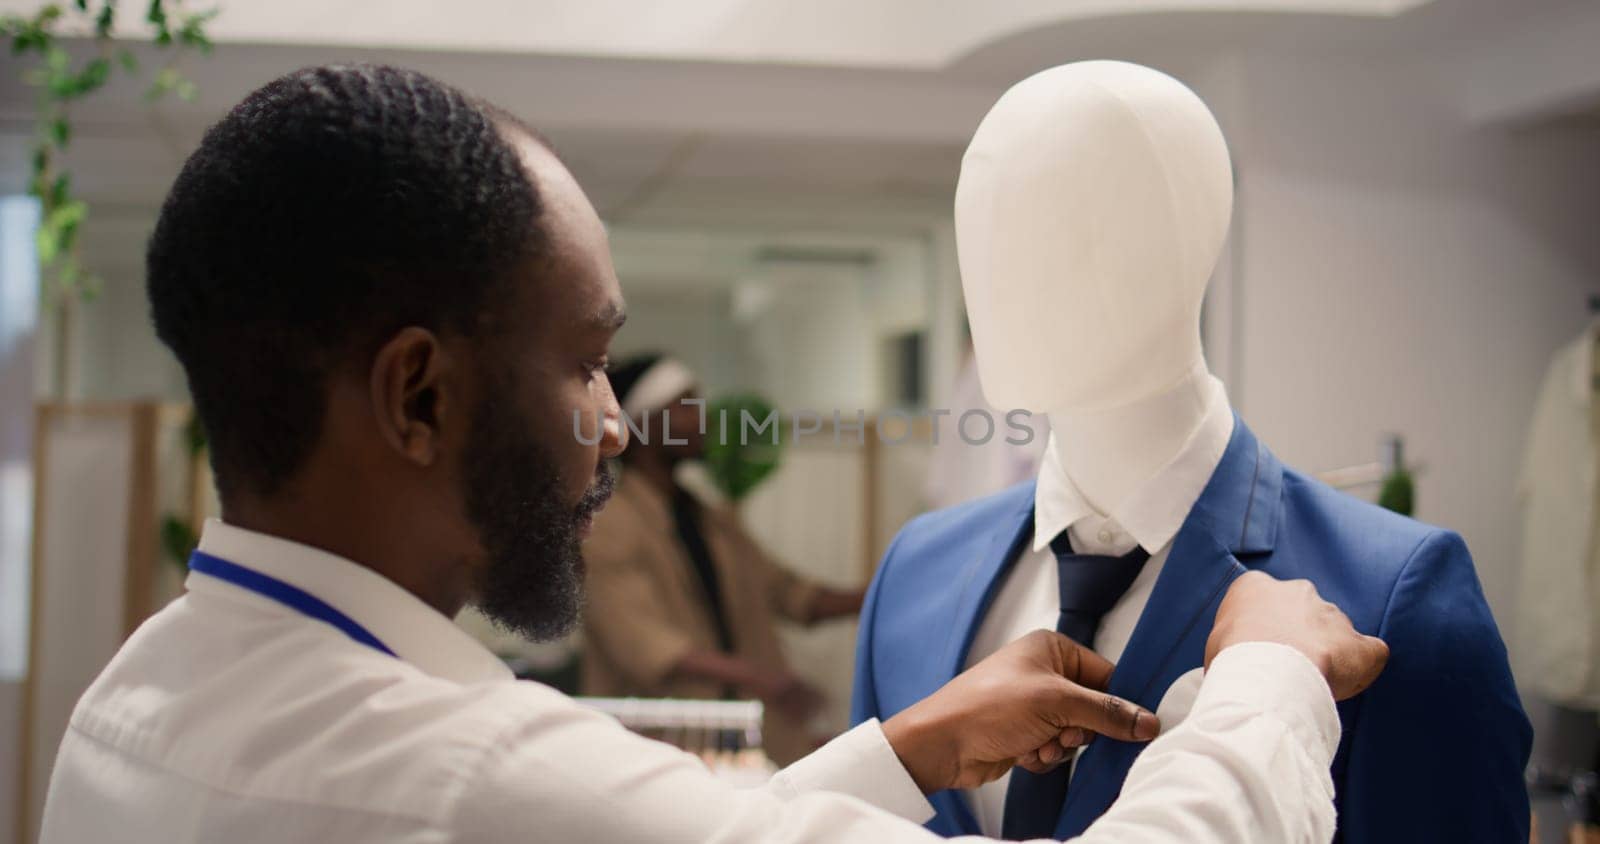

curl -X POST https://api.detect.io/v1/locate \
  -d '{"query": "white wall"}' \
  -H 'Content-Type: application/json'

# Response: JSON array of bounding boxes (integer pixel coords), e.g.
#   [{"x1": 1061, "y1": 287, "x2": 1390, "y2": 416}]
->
[{"x1": 1218, "y1": 50, "x2": 1600, "y2": 640}]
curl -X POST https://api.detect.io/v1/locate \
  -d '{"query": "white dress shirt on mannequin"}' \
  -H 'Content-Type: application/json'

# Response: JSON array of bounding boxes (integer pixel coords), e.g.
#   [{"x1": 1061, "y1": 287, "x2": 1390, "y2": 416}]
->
[{"x1": 964, "y1": 390, "x2": 1234, "y2": 837}]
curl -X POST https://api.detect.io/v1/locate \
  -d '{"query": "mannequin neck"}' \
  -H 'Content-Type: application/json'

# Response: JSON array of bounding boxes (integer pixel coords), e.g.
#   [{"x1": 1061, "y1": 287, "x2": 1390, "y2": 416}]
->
[{"x1": 1046, "y1": 363, "x2": 1230, "y2": 515}]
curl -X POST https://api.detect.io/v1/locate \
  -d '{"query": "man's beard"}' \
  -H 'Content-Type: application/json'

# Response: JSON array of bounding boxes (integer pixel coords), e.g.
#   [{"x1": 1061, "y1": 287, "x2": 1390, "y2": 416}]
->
[{"x1": 462, "y1": 393, "x2": 614, "y2": 642}]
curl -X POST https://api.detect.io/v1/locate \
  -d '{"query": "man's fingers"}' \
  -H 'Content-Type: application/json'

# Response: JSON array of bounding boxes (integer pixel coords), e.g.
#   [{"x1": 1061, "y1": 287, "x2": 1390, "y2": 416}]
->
[
  {"x1": 1365, "y1": 635, "x2": 1390, "y2": 673},
  {"x1": 1058, "y1": 727, "x2": 1090, "y2": 749},
  {"x1": 1057, "y1": 684, "x2": 1159, "y2": 742},
  {"x1": 1048, "y1": 631, "x2": 1116, "y2": 690},
  {"x1": 1350, "y1": 636, "x2": 1388, "y2": 696},
  {"x1": 1019, "y1": 733, "x2": 1087, "y2": 774},
  {"x1": 1017, "y1": 756, "x2": 1060, "y2": 775}
]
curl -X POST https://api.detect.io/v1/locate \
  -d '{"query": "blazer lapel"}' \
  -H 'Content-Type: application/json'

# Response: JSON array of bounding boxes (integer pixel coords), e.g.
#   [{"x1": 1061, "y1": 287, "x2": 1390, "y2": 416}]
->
[
  {"x1": 1056, "y1": 418, "x2": 1285, "y2": 838},
  {"x1": 1055, "y1": 530, "x2": 1244, "y2": 837},
  {"x1": 940, "y1": 482, "x2": 1037, "y2": 681},
  {"x1": 932, "y1": 483, "x2": 1034, "y2": 835}
]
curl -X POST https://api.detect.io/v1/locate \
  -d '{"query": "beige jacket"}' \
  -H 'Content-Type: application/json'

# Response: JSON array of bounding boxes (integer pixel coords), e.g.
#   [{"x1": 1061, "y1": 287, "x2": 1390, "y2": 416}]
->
[{"x1": 581, "y1": 469, "x2": 821, "y2": 765}]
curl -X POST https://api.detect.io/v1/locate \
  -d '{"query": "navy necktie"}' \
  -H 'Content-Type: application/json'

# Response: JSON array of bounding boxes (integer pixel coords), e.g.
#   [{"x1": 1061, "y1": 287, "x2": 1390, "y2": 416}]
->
[{"x1": 1000, "y1": 533, "x2": 1149, "y2": 841}]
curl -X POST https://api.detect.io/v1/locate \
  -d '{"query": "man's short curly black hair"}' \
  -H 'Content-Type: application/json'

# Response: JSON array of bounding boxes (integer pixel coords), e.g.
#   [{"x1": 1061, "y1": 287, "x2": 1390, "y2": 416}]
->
[{"x1": 148, "y1": 64, "x2": 547, "y2": 500}]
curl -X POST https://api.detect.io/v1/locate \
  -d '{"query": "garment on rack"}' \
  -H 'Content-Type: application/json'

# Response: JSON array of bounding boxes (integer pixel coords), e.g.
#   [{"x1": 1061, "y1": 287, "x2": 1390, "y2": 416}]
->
[
  {"x1": 854, "y1": 416, "x2": 1532, "y2": 842},
  {"x1": 1516, "y1": 322, "x2": 1600, "y2": 708}
]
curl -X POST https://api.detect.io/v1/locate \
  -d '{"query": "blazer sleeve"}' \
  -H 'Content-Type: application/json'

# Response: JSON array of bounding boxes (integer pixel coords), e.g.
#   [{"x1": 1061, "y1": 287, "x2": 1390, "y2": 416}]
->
[{"x1": 1338, "y1": 529, "x2": 1533, "y2": 843}]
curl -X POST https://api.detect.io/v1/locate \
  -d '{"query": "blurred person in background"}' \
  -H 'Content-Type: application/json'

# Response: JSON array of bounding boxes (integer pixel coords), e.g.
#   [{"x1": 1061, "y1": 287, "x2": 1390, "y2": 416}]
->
[{"x1": 582, "y1": 353, "x2": 864, "y2": 764}]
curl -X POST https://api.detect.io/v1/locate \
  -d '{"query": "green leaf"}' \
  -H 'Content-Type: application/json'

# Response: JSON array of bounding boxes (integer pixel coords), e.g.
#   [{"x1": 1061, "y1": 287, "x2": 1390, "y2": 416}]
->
[
  {"x1": 35, "y1": 225, "x2": 59, "y2": 265},
  {"x1": 145, "y1": 0, "x2": 164, "y2": 26},
  {"x1": 703, "y1": 393, "x2": 785, "y2": 501},
  {"x1": 145, "y1": 65, "x2": 178, "y2": 101},
  {"x1": 95, "y1": 3, "x2": 114, "y2": 38},
  {"x1": 44, "y1": 47, "x2": 77, "y2": 97},
  {"x1": 175, "y1": 78, "x2": 196, "y2": 101},
  {"x1": 117, "y1": 47, "x2": 136, "y2": 72},
  {"x1": 178, "y1": 10, "x2": 216, "y2": 53},
  {"x1": 46, "y1": 198, "x2": 87, "y2": 232},
  {"x1": 77, "y1": 56, "x2": 111, "y2": 93},
  {"x1": 49, "y1": 173, "x2": 70, "y2": 207},
  {"x1": 74, "y1": 0, "x2": 87, "y2": 11},
  {"x1": 183, "y1": 412, "x2": 206, "y2": 455},
  {"x1": 10, "y1": 18, "x2": 53, "y2": 55},
  {"x1": 48, "y1": 200, "x2": 86, "y2": 257},
  {"x1": 160, "y1": 514, "x2": 199, "y2": 568},
  {"x1": 49, "y1": 116, "x2": 69, "y2": 146},
  {"x1": 55, "y1": 257, "x2": 80, "y2": 290}
]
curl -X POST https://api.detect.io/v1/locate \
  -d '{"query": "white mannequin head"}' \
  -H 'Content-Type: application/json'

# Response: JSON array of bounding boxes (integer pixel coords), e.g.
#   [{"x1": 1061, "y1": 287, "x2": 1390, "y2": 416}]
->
[{"x1": 955, "y1": 60, "x2": 1233, "y2": 413}]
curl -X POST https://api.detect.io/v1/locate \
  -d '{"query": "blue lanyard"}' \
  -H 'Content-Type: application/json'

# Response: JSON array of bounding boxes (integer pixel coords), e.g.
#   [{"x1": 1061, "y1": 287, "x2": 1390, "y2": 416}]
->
[{"x1": 188, "y1": 550, "x2": 397, "y2": 657}]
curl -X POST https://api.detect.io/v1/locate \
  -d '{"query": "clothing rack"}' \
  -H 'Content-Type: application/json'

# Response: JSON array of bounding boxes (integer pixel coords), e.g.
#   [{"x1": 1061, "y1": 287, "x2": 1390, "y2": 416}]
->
[
  {"x1": 576, "y1": 697, "x2": 774, "y2": 784},
  {"x1": 1316, "y1": 461, "x2": 1426, "y2": 491},
  {"x1": 578, "y1": 697, "x2": 765, "y2": 735},
  {"x1": 1316, "y1": 434, "x2": 1424, "y2": 491}
]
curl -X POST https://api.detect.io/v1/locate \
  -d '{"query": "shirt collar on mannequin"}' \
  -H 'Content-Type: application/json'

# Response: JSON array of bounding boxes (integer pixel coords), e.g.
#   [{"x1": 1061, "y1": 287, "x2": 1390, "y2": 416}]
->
[{"x1": 1033, "y1": 389, "x2": 1234, "y2": 557}]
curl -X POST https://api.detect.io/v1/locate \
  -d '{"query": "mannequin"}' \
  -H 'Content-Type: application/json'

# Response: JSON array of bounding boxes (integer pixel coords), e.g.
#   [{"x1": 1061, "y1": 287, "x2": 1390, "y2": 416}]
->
[
  {"x1": 852, "y1": 61, "x2": 1531, "y2": 842},
  {"x1": 955, "y1": 60, "x2": 1230, "y2": 517}
]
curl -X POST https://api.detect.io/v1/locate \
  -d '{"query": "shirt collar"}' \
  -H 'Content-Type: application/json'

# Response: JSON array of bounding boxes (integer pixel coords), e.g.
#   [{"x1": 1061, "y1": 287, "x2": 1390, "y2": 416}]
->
[
  {"x1": 188, "y1": 519, "x2": 513, "y2": 686},
  {"x1": 1033, "y1": 388, "x2": 1234, "y2": 555}
]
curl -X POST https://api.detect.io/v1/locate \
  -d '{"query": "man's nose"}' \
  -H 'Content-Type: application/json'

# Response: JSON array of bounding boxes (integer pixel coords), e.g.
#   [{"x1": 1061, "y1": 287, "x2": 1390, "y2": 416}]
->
[
  {"x1": 593, "y1": 372, "x2": 628, "y2": 458},
  {"x1": 600, "y1": 412, "x2": 628, "y2": 458}
]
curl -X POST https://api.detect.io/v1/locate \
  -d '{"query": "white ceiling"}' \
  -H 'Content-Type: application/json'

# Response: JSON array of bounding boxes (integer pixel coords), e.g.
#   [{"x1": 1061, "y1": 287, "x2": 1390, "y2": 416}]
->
[
  {"x1": 0, "y1": 0, "x2": 1437, "y2": 68},
  {"x1": 1, "y1": 0, "x2": 1595, "y2": 250}
]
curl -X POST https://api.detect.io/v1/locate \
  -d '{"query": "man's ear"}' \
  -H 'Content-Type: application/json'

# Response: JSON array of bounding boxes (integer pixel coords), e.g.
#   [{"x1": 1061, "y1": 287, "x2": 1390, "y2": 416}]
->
[{"x1": 370, "y1": 327, "x2": 453, "y2": 467}]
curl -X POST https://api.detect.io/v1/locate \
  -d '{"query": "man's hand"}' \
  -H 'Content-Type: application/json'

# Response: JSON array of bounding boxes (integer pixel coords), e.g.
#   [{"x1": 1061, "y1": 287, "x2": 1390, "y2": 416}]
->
[
  {"x1": 881, "y1": 630, "x2": 1159, "y2": 793},
  {"x1": 1206, "y1": 571, "x2": 1389, "y2": 700}
]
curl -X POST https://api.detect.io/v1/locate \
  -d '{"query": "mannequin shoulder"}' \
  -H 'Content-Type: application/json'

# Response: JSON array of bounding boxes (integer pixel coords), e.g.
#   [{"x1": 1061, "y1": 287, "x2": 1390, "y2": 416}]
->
[
  {"x1": 878, "y1": 482, "x2": 1035, "y2": 572},
  {"x1": 1273, "y1": 467, "x2": 1463, "y2": 603},
  {"x1": 1281, "y1": 466, "x2": 1435, "y2": 543}
]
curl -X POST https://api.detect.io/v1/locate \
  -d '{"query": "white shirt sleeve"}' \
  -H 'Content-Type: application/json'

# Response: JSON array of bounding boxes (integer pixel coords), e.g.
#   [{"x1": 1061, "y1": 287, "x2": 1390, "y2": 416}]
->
[
  {"x1": 1059, "y1": 642, "x2": 1341, "y2": 844},
  {"x1": 459, "y1": 641, "x2": 1338, "y2": 844}
]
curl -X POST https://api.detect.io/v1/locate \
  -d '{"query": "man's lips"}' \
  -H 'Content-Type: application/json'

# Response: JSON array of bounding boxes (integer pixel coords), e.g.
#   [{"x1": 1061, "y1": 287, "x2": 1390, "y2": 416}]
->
[{"x1": 574, "y1": 468, "x2": 615, "y2": 538}]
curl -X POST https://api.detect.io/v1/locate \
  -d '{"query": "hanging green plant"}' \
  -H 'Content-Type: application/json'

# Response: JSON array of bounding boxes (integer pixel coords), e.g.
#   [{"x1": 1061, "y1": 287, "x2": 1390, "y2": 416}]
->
[
  {"x1": 703, "y1": 392, "x2": 785, "y2": 503},
  {"x1": 2, "y1": 0, "x2": 219, "y2": 303}
]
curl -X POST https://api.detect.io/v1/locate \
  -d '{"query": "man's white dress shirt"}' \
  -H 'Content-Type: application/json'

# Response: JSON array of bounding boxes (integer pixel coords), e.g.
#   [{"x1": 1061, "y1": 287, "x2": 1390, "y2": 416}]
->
[
  {"x1": 41, "y1": 516, "x2": 1337, "y2": 843},
  {"x1": 965, "y1": 397, "x2": 1236, "y2": 837}
]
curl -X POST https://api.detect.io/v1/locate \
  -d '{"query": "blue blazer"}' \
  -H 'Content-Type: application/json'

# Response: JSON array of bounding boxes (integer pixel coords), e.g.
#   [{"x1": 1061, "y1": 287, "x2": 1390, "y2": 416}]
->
[{"x1": 852, "y1": 418, "x2": 1531, "y2": 842}]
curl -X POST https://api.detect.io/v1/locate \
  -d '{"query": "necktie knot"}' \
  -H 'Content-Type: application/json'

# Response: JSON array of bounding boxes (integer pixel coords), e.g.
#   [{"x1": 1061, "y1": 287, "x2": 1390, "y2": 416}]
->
[{"x1": 1049, "y1": 532, "x2": 1150, "y2": 648}]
